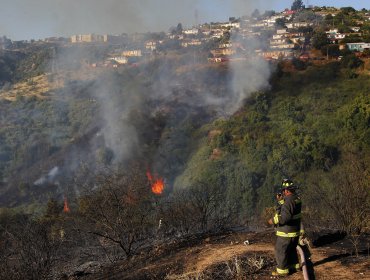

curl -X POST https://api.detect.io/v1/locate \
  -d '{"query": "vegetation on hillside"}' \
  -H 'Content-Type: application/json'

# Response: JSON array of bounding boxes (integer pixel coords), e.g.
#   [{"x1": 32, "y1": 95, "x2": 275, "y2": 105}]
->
[{"x1": 0, "y1": 5, "x2": 370, "y2": 277}]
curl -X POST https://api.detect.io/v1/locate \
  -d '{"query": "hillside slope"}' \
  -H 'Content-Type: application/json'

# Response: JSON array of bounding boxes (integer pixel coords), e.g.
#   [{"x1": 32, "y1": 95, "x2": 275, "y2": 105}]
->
[{"x1": 76, "y1": 230, "x2": 369, "y2": 280}]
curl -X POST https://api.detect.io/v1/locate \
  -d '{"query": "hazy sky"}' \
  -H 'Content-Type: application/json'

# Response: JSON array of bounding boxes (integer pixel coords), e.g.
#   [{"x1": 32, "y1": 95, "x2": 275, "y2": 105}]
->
[{"x1": 0, "y1": 0, "x2": 369, "y2": 40}]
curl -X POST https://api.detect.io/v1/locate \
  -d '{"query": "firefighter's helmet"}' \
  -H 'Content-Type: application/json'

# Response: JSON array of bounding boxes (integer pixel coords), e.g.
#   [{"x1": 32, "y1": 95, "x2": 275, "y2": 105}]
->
[{"x1": 281, "y1": 178, "x2": 297, "y2": 191}]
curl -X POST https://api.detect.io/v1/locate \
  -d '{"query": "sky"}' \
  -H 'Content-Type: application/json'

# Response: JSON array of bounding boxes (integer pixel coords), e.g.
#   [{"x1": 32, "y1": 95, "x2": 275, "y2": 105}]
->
[{"x1": 0, "y1": 0, "x2": 369, "y2": 40}]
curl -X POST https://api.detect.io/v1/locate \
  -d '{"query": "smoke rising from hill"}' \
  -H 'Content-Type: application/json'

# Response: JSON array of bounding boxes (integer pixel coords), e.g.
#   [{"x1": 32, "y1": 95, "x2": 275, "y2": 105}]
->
[
  {"x1": 0, "y1": 1, "x2": 275, "y2": 198},
  {"x1": 1, "y1": 0, "x2": 279, "y2": 40},
  {"x1": 48, "y1": 40, "x2": 272, "y2": 188}
]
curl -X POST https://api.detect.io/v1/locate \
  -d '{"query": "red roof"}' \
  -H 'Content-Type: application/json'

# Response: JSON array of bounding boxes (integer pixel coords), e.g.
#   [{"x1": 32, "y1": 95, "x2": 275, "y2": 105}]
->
[{"x1": 284, "y1": 10, "x2": 296, "y2": 15}]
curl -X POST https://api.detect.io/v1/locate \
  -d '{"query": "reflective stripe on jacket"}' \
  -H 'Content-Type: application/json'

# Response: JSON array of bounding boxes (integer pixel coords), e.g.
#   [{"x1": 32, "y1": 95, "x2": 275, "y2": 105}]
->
[{"x1": 273, "y1": 194, "x2": 301, "y2": 237}]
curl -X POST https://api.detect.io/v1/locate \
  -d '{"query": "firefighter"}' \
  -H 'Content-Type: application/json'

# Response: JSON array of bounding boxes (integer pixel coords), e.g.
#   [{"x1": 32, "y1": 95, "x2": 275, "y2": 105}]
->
[{"x1": 268, "y1": 179, "x2": 302, "y2": 277}]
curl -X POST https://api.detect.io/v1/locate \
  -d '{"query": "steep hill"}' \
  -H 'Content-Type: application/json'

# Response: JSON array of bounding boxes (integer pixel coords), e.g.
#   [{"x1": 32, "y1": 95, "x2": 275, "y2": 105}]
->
[
  {"x1": 71, "y1": 230, "x2": 369, "y2": 280},
  {"x1": 0, "y1": 45, "x2": 369, "y2": 280}
]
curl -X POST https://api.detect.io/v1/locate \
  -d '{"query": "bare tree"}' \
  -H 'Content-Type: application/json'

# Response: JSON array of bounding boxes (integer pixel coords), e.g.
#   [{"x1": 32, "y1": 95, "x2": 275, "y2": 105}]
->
[
  {"x1": 162, "y1": 180, "x2": 232, "y2": 235},
  {"x1": 307, "y1": 151, "x2": 370, "y2": 255},
  {"x1": 78, "y1": 165, "x2": 157, "y2": 259},
  {"x1": 0, "y1": 213, "x2": 62, "y2": 280}
]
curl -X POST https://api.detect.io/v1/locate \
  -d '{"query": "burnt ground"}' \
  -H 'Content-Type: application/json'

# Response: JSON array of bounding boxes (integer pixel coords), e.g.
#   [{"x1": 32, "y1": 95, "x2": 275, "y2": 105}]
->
[{"x1": 66, "y1": 230, "x2": 369, "y2": 280}]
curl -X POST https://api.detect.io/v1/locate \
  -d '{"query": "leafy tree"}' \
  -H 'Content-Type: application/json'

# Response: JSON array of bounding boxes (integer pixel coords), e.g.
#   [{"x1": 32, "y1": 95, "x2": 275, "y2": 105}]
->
[
  {"x1": 275, "y1": 18, "x2": 286, "y2": 28},
  {"x1": 337, "y1": 24, "x2": 351, "y2": 33},
  {"x1": 291, "y1": 0, "x2": 304, "y2": 11},
  {"x1": 363, "y1": 49, "x2": 370, "y2": 57},
  {"x1": 341, "y1": 35, "x2": 362, "y2": 44},
  {"x1": 341, "y1": 54, "x2": 364, "y2": 69},
  {"x1": 294, "y1": 10, "x2": 322, "y2": 23},
  {"x1": 176, "y1": 23, "x2": 183, "y2": 35},
  {"x1": 325, "y1": 14, "x2": 333, "y2": 21},
  {"x1": 263, "y1": 10, "x2": 276, "y2": 17},
  {"x1": 321, "y1": 44, "x2": 340, "y2": 57},
  {"x1": 292, "y1": 58, "x2": 307, "y2": 71},
  {"x1": 251, "y1": 9, "x2": 260, "y2": 19},
  {"x1": 311, "y1": 30, "x2": 329, "y2": 50},
  {"x1": 340, "y1": 7, "x2": 356, "y2": 15}
]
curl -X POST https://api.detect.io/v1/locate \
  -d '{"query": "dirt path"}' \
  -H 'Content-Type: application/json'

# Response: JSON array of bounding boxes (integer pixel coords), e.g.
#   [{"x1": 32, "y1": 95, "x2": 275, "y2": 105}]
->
[
  {"x1": 183, "y1": 241, "x2": 369, "y2": 279},
  {"x1": 81, "y1": 232, "x2": 369, "y2": 280},
  {"x1": 295, "y1": 247, "x2": 369, "y2": 280},
  {"x1": 186, "y1": 242, "x2": 273, "y2": 272}
]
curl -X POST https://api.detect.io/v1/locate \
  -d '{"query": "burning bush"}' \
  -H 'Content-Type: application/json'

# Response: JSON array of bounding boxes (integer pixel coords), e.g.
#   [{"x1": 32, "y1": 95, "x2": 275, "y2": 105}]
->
[{"x1": 78, "y1": 165, "x2": 158, "y2": 259}]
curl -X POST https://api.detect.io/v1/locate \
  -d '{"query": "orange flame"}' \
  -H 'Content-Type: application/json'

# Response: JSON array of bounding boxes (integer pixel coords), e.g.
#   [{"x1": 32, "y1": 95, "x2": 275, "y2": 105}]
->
[
  {"x1": 151, "y1": 178, "x2": 164, "y2": 195},
  {"x1": 146, "y1": 169, "x2": 164, "y2": 195},
  {"x1": 146, "y1": 169, "x2": 153, "y2": 182},
  {"x1": 63, "y1": 196, "x2": 70, "y2": 213}
]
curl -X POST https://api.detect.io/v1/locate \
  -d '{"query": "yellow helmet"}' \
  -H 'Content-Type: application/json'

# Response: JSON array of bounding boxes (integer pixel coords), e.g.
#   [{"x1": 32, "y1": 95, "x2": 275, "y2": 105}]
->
[{"x1": 281, "y1": 179, "x2": 297, "y2": 191}]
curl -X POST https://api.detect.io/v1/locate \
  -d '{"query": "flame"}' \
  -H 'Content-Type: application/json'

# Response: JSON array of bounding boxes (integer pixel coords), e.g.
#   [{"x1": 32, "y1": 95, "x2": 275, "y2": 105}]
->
[
  {"x1": 63, "y1": 196, "x2": 70, "y2": 213},
  {"x1": 146, "y1": 169, "x2": 153, "y2": 181},
  {"x1": 151, "y1": 178, "x2": 164, "y2": 195},
  {"x1": 146, "y1": 169, "x2": 164, "y2": 195}
]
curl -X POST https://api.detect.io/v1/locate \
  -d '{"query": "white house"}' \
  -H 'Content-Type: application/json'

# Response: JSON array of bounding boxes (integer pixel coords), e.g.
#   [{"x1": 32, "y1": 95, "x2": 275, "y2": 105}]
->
[
  {"x1": 109, "y1": 56, "x2": 128, "y2": 64},
  {"x1": 326, "y1": 29, "x2": 338, "y2": 34},
  {"x1": 221, "y1": 22, "x2": 241, "y2": 29},
  {"x1": 270, "y1": 43, "x2": 295, "y2": 50},
  {"x1": 350, "y1": 27, "x2": 361, "y2": 32},
  {"x1": 211, "y1": 29, "x2": 224, "y2": 39},
  {"x1": 219, "y1": 43, "x2": 232, "y2": 49},
  {"x1": 145, "y1": 41, "x2": 157, "y2": 51},
  {"x1": 286, "y1": 22, "x2": 312, "y2": 29},
  {"x1": 346, "y1": 42, "x2": 370, "y2": 52},
  {"x1": 277, "y1": 29, "x2": 288, "y2": 34},
  {"x1": 181, "y1": 39, "x2": 202, "y2": 47},
  {"x1": 270, "y1": 38, "x2": 287, "y2": 45},
  {"x1": 273, "y1": 34, "x2": 285, "y2": 40},
  {"x1": 183, "y1": 28, "x2": 199, "y2": 35},
  {"x1": 122, "y1": 50, "x2": 142, "y2": 57},
  {"x1": 251, "y1": 22, "x2": 268, "y2": 28}
]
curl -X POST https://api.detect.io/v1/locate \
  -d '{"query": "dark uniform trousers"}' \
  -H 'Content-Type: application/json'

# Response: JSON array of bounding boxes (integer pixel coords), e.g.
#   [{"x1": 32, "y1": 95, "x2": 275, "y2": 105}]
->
[
  {"x1": 273, "y1": 193, "x2": 302, "y2": 275},
  {"x1": 275, "y1": 236, "x2": 299, "y2": 274}
]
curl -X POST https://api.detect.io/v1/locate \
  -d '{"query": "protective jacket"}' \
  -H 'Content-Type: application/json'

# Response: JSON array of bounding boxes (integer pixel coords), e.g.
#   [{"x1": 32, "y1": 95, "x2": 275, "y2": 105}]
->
[
  {"x1": 272, "y1": 193, "x2": 302, "y2": 275},
  {"x1": 273, "y1": 194, "x2": 302, "y2": 237}
]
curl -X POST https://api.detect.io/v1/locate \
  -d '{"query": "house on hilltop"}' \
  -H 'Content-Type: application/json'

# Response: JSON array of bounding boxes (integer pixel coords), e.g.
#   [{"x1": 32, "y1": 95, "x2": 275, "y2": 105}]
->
[
  {"x1": 346, "y1": 42, "x2": 370, "y2": 52},
  {"x1": 122, "y1": 50, "x2": 142, "y2": 57},
  {"x1": 71, "y1": 34, "x2": 104, "y2": 43},
  {"x1": 109, "y1": 56, "x2": 128, "y2": 64}
]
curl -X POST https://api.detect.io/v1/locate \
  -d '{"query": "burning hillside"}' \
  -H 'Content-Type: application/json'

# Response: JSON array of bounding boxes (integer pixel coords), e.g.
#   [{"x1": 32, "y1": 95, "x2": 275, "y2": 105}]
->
[{"x1": 146, "y1": 169, "x2": 165, "y2": 195}]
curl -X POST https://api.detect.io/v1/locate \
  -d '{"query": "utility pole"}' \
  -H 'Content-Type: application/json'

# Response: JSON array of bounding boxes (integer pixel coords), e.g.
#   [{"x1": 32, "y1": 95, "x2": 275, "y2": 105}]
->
[
  {"x1": 194, "y1": 9, "x2": 199, "y2": 27},
  {"x1": 326, "y1": 45, "x2": 329, "y2": 60}
]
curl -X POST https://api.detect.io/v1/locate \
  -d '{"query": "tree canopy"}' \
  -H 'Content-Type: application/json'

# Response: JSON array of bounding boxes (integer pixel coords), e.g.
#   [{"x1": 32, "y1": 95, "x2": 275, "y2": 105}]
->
[{"x1": 291, "y1": 0, "x2": 304, "y2": 11}]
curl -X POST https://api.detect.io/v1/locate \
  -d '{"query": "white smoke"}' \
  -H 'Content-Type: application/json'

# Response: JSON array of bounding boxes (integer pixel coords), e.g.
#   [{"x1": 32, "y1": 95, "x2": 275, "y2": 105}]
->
[
  {"x1": 1, "y1": 0, "x2": 281, "y2": 40},
  {"x1": 227, "y1": 31, "x2": 271, "y2": 114},
  {"x1": 93, "y1": 76, "x2": 141, "y2": 163},
  {"x1": 33, "y1": 0, "x2": 275, "y2": 182},
  {"x1": 34, "y1": 166, "x2": 60, "y2": 186}
]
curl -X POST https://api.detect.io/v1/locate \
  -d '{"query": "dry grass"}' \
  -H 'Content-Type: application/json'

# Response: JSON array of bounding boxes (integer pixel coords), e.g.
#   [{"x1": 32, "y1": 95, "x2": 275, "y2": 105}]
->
[
  {"x1": 165, "y1": 254, "x2": 271, "y2": 280},
  {"x1": 165, "y1": 271, "x2": 207, "y2": 280},
  {"x1": 0, "y1": 74, "x2": 62, "y2": 101},
  {"x1": 363, "y1": 58, "x2": 370, "y2": 73},
  {"x1": 0, "y1": 67, "x2": 102, "y2": 101}
]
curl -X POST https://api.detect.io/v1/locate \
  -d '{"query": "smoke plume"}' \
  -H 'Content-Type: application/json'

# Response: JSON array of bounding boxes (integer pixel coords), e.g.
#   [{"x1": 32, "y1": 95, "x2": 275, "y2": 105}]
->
[
  {"x1": 2, "y1": 0, "x2": 277, "y2": 198},
  {"x1": 1, "y1": 0, "x2": 280, "y2": 40}
]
